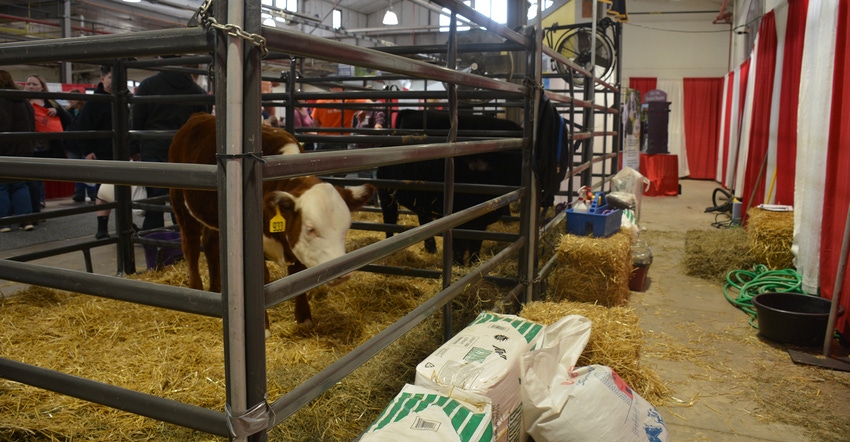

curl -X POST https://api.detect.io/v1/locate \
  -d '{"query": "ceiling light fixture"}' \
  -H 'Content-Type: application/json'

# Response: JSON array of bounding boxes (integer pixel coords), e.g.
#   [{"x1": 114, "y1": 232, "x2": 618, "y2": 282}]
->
[
  {"x1": 122, "y1": 0, "x2": 142, "y2": 3},
  {"x1": 382, "y1": 0, "x2": 398, "y2": 26}
]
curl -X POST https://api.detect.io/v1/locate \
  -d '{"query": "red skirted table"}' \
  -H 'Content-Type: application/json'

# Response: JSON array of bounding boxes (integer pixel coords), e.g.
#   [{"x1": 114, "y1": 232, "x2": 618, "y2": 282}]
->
[{"x1": 639, "y1": 153, "x2": 679, "y2": 196}]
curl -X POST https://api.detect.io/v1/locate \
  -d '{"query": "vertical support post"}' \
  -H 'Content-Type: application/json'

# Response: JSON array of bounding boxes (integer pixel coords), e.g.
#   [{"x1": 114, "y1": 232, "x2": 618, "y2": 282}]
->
[
  {"x1": 442, "y1": 9, "x2": 459, "y2": 342},
  {"x1": 211, "y1": 0, "x2": 236, "y2": 434},
  {"x1": 285, "y1": 58, "x2": 297, "y2": 133},
  {"x1": 60, "y1": 0, "x2": 72, "y2": 83},
  {"x1": 523, "y1": 22, "x2": 542, "y2": 305},
  {"x1": 111, "y1": 59, "x2": 136, "y2": 276},
  {"x1": 215, "y1": 0, "x2": 267, "y2": 440},
  {"x1": 241, "y1": 1, "x2": 269, "y2": 440},
  {"x1": 581, "y1": 2, "x2": 598, "y2": 189}
]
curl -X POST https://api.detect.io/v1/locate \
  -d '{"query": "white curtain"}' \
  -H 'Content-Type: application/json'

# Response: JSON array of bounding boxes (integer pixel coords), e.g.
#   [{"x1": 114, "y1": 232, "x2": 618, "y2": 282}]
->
[
  {"x1": 793, "y1": 0, "x2": 838, "y2": 294},
  {"x1": 765, "y1": 4, "x2": 788, "y2": 204},
  {"x1": 657, "y1": 79, "x2": 688, "y2": 177},
  {"x1": 721, "y1": 66, "x2": 745, "y2": 190},
  {"x1": 733, "y1": 41, "x2": 757, "y2": 200},
  {"x1": 716, "y1": 74, "x2": 730, "y2": 184}
]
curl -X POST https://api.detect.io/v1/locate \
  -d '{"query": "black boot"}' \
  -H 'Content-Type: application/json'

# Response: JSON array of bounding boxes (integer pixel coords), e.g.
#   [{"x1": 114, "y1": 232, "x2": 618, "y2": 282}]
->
[{"x1": 95, "y1": 215, "x2": 110, "y2": 239}]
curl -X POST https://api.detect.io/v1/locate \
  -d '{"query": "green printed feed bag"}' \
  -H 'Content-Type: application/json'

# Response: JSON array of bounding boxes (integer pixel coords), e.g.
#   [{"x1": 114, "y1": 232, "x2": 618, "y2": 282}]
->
[{"x1": 360, "y1": 383, "x2": 493, "y2": 442}]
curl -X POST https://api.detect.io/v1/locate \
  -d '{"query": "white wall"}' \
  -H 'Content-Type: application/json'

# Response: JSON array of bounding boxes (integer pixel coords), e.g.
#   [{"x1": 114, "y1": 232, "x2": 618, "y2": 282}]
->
[{"x1": 622, "y1": 0, "x2": 735, "y2": 82}]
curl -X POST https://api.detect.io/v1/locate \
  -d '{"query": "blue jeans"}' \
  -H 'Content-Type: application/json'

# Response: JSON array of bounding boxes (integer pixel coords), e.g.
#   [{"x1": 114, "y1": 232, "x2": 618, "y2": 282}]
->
[{"x1": 0, "y1": 181, "x2": 33, "y2": 229}]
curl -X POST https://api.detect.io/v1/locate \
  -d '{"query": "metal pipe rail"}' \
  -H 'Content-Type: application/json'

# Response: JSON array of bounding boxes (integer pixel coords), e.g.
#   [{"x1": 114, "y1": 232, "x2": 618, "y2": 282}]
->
[
  {"x1": 265, "y1": 189, "x2": 523, "y2": 308},
  {"x1": 0, "y1": 259, "x2": 222, "y2": 316},
  {"x1": 270, "y1": 234, "x2": 526, "y2": 425},
  {"x1": 262, "y1": 139, "x2": 524, "y2": 180},
  {"x1": 0, "y1": 358, "x2": 230, "y2": 437},
  {"x1": 261, "y1": 26, "x2": 525, "y2": 96},
  {"x1": 0, "y1": 27, "x2": 213, "y2": 64}
]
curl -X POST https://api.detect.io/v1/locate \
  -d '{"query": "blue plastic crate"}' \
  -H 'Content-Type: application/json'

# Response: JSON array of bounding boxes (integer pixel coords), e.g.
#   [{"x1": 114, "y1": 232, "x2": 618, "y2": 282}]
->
[{"x1": 566, "y1": 193, "x2": 622, "y2": 238}]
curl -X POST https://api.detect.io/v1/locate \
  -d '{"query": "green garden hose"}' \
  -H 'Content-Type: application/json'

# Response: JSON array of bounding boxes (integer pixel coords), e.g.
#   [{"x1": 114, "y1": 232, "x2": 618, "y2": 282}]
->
[{"x1": 723, "y1": 265, "x2": 803, "y2": 328}]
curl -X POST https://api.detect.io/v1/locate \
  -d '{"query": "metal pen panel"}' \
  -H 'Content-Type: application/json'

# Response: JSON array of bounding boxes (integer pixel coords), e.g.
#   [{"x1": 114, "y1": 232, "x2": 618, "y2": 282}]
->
[
  {"x1": 260, "y1": 26, "x2": 525, "y2": 96},
  {"x1": 0, "y1": 27, "x2": 213, "y2": 64}
]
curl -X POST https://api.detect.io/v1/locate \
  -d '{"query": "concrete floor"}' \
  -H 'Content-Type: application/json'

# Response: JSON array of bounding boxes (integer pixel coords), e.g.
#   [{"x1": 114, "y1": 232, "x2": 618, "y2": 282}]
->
[
  {"x1": 635, "y1": 178, "x2": 850, "y2": 442},
  {"x1": 2, "y1": 179, "x2": 849, "y2": 441}
]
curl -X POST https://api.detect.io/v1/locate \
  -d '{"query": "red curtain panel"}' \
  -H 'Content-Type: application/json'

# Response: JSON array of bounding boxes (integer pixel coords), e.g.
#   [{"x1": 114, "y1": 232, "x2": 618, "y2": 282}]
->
[
  {"x1": 774, "y1": 0, "x2": 809, "y2": 206},
  {"x1": 740, "y1": 11, "x2": 778, "y2": 223},
  {"x1": 683, "y1": 78, "x2": 724, "y2": 179},
  {"x1": 820, "y1": 0, "x2": 850, "y2": 336},
  {"x1": 628, "y1": 77, "x2": 657, "y2": 99}
]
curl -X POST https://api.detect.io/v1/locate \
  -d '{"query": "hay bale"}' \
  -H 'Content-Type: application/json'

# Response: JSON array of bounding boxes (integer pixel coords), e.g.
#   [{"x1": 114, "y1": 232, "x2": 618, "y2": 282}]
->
[
  {"x1": 747, "y1": 208, "x2": 794, "y2": 270},
  {"x1": 548, "y1": 229, "x2": 633, "y2": 306},
  {"x1": 684, "y1": 228, "x2": 756, "y2": 283},
  {"x1": 519, "y1": 300, "x2": 669, "y2": 406}
]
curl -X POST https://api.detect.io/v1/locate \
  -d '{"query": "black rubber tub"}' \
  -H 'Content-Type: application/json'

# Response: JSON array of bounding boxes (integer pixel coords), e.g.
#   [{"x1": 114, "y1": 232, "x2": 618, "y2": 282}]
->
[{"x1": 752, "y1": 292, "x2": 844, "y2": 347}]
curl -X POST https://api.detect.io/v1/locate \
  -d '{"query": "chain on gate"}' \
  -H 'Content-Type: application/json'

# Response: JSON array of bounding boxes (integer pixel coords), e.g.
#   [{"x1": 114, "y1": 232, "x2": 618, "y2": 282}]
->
[{"x1": 192, "y1": 0, "x2": 270, "y2": 59}]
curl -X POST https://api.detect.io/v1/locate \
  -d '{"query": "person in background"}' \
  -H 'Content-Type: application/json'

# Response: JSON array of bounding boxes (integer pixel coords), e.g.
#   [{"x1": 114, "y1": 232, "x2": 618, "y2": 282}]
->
[
  {"x1": 71, "y1": 65, "x2": 115, "y2": 239},
  {"x1": 292, "y1": 101, "x2": 314, "y2": 150},
  {"x1": 130, "y1": 56, "x2": 209, "y2": 232},
  {"x1": 350, "y1": 101, "x2": 386, "y2": 179},
  {"x1": 64, "y1": 88, "x2": 97, "y2": 203},
  {"x1": 25, "y1": 74, "x2": 72, "y2": 218},
  {"x1": 310, "y1": 85, "x2": 362, "y2": 151},
  {"x1": 0, "y1": 70, "x2": 36, "y2": 232}
]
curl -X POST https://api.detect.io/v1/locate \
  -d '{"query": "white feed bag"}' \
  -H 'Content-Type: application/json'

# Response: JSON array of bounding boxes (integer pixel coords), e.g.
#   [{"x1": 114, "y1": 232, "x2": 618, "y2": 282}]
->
[
  {"x1": 519, "y1": 315, "x2": 668, "y2": 442},
  {"x1": 415, "y1": 311, "x2": 544, "y2": 442}
]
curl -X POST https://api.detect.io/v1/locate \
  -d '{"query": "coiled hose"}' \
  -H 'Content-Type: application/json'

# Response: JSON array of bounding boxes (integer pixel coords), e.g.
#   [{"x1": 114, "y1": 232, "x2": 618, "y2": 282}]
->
[{"x1": 723, "y1": 265, "x2": 803, "y2": 328}]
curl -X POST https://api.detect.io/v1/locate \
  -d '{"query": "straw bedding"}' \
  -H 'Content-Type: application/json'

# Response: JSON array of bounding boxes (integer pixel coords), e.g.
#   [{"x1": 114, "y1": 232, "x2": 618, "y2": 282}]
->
[{"x1": 0, "y1": 212, "x2": 669, "y2": 440}]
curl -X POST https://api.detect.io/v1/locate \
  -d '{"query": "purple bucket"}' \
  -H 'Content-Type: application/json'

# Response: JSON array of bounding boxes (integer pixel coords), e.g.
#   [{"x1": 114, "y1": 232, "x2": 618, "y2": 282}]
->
[{"x1": 143, "y1": 231, "x2": 183, "y2": 270}]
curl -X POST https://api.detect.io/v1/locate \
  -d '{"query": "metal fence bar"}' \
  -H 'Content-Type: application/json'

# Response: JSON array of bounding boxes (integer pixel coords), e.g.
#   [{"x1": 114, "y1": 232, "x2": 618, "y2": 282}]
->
[
  {"x1": 0, "y1": 27, "x2": 213, "y2": 64},
  {"x1": 0, "y1": 358, "x2": 229, "y2": 437},
  {"x1": 261, "y1": 27, "x2": 525, "y2": 96},
  {"x1": 269, "y1": 236, "x2": 526, "y2": 424},
  {"x1": 264, "y1": 189, "x2": 523, "y2": 307},
  {"x1": 0, "y1": 260, "x2": 222, "y2": 317}
]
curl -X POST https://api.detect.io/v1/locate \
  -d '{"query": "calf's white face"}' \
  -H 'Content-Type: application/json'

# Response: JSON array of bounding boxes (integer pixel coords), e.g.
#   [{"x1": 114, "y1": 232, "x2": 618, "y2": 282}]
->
[
  {"x1": 289, "y1": 183, "x2": 352, "y2": 268},
  {"x1": 262, "y1": 183, "x2": 352, "y2": 274}
]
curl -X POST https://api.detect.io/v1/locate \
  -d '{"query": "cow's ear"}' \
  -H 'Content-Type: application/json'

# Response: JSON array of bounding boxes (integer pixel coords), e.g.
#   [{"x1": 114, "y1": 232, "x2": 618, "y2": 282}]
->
[
  {"x1": 265, "y1": 191, "x2": 297, "y2": 214},
  {"x1": 337, "y1": 184, "x2": 376, "y2": 211},
  {"x1": 280, "y1": 142, "x2": 301, "y2": 156}
]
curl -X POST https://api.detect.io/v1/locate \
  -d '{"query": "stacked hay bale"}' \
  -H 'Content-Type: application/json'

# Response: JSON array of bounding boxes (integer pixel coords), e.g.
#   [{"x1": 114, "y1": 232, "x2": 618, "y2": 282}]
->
[
  {"x1": 684, "y1": 228, "x2": 756, "y2": 283},
  {"x1": 747, "y1": 207, "x2": 794, "y2": 270},
  {"x1": 548, "y1": 228, "x2": 633, "y2": 306},
  {"x1": 520, "y1": 300, "x2": 669, "y2": 405}
]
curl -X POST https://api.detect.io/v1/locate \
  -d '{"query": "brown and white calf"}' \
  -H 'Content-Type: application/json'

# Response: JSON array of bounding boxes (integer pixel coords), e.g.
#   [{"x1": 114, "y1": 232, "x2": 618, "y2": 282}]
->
[{"x1": 169, "y1": 112, "x2": 375, "y2": 329}]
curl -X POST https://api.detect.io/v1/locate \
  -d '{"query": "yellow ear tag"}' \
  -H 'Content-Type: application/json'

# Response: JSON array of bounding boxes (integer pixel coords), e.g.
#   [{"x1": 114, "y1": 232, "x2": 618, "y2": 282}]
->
[{"x1": 270, "y1": 207, "x2": 286, "y2": 233}]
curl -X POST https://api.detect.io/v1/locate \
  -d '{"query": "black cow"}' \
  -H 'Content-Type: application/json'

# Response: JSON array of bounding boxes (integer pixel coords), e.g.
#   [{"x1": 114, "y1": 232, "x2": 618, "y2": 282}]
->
[{"x1": 377, "y1": 110, "x2": 523, "y2": 265}]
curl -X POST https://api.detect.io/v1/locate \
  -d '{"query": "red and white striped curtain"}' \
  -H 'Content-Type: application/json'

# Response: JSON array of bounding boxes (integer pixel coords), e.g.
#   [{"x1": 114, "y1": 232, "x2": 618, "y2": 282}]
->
[
  {"x1": 819, "y1": 0, "x2": 850, "y2": 336},
  {"x1": 715, "y1": 0, "x2": 849, "y2": 335}
]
